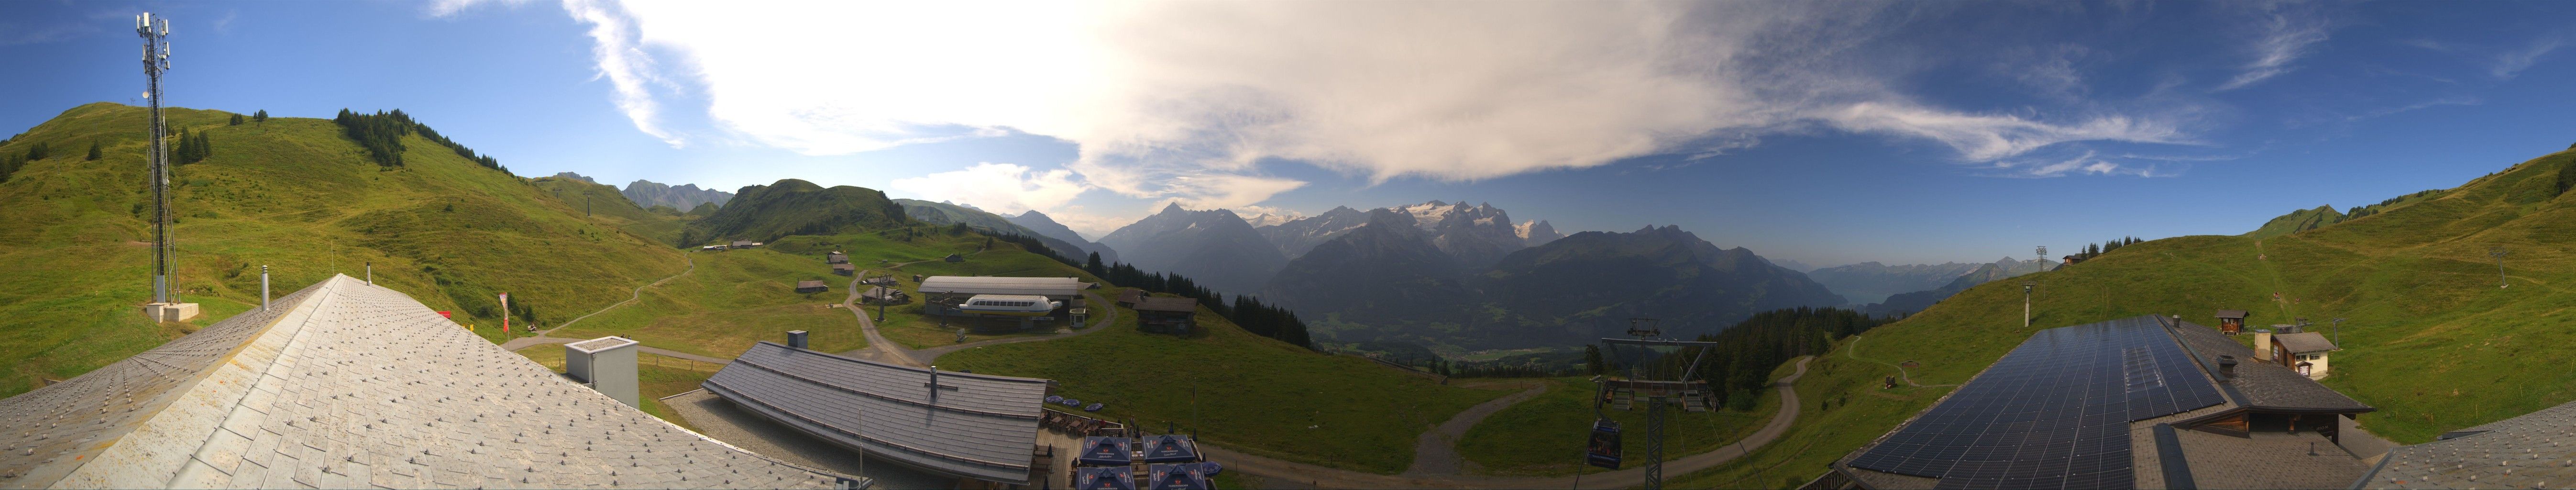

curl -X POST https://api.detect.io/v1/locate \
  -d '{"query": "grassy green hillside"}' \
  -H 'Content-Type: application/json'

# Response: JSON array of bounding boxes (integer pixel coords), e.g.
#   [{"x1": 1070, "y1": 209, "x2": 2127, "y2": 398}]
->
[
  {"x1": 1455, "y1": 377, "x2": 1774, "y2": 476},
  {"x1": 0, "y1": 102, "x2": 688, "y2": 396},
  {"x1": 532, "y1": 175, "x2": 691, "y2": 245},
  {"x1": 2242, "y1": 205, "x2": 2348, "y2": 239},
  {"x1": 1670, "y1": 146, "x2": 2576, "y2": 487},
  {"x1": 545, "y1": 246, "x2": 868, "y2": 359},
  {"x1": 685, "y1": 178, "x2": 909, "y2": 243},
  {"x1": 941, "y1": 285, "x2": 1516, "y2": 475}
]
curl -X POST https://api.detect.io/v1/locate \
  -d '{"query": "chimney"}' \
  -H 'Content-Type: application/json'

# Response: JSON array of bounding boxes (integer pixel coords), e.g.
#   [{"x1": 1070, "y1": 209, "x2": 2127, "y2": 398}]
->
[
  {"x1": 2253, "y1": 331, "x2": 2274, "y2": 362},
  {"x1": 788, "y1": 330, "x2": 809, "y2": 349},
  {"x1": 564, "y1": 336, "x2": 641, "y2": 409},
  {"x1": 2217, "y1": 356, "x2": 2238, "y2": 379}
]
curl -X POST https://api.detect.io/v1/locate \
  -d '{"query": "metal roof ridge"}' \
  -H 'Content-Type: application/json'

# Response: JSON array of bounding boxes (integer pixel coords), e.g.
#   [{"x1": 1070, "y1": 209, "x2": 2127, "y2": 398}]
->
[
  {"x1": 750, "y1": 341, "x2": 1054, "y2": 383},
  {"x1": 725, "y1": 350, "x2": 1040, "y2": 420}
]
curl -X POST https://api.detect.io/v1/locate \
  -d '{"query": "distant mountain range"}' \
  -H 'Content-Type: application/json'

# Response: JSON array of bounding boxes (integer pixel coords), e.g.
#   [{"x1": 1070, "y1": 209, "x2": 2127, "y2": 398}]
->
[
  {"x1": 1807, "y1": 261, "x2": 1985, "y2": 305},
  {"x1": 1768, "y1": 258, "x2": 1818, "y2": 273},
  {"x1": 892, "y1": 199, "x2": 1107, "y2": 263},
  {"x1": 1264, "y1": 219, "x2": 1842, "y2": 348},
  {"x1": 1861, "y1": 257, "x2": 2057, "y2": 317},
  {"x1": 1098, "y1": 199, "x2": 1837, "y2": 348},
  {"x1": 1097, "y1": 204, "x2": 1288, "y2": 295},
  {"x1": 623, "y1": 179, "x2": 734, "y2": 212},
  {"x1": 1006, "y1": 210, "x2": 1119, "y2": 265}
]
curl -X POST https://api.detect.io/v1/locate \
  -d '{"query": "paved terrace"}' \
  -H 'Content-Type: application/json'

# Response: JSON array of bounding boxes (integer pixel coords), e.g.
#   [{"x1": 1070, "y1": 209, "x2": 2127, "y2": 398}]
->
[{"x1": 0, "y1": 274, "x2": 861, "y2": 489}]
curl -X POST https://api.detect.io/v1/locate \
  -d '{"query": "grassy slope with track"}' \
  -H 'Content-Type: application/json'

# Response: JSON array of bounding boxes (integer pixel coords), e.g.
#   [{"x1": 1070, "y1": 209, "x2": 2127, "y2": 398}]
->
[
  {"x1": 1454, "y1": 376, "x2": 1775, "y2": 477},
  {"x1": 939, "y1": 286, "x2": 1516, "y2": 475},
  {"x1": 0, "y1": 102, "x2": 686, "y2": 396},
  {"x1": 1670, "y1": 147, "x2": 2576, "y2": 487}
]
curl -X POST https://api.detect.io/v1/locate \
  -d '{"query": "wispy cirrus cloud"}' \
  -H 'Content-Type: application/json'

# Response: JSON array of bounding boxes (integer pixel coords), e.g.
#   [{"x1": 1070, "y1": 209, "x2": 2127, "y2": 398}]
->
[
  {"x1": 1989, "y1": 150, "x2": 2165, "y2": 178},
  {"x1": 2490, "y1": 35, "x2": 2564, "y2": 79},
  {"x1": 2218, "y1": 2, "x2": 2334, "y2": 91}
]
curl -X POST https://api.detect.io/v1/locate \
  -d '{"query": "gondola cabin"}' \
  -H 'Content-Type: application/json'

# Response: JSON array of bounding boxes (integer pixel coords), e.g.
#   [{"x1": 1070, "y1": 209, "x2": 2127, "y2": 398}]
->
[
  {"x1": 958, "y1": 294, "x2": 1062, "y2": 317},
  {"x1": 1587, "y1": 419, "x2": 1623, "y2": 469}
]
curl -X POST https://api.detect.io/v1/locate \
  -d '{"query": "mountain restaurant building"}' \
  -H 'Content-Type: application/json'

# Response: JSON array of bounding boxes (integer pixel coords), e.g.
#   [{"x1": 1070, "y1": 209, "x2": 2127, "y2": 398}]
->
[{"x1": 1821, "y1": 315, "x2": 2375, "y2": 490}]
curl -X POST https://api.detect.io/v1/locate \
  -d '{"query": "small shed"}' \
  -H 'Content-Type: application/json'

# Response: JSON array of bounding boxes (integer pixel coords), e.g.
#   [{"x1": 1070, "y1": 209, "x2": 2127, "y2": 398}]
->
[
  {"x1": 831, "y1": 263, "x2": 856, "y2": 276},
  {"x1": 2270, "y1": 332, "x2": 2338, "y2": 379},
  {"x1": 2213, "y1": 309, "x2": 2249, "y2": 335},
  {"x1": 944, "y1": 253, "x2": 966, "y2": 263},
  {"x1": 861, "y1": 286, "x2": 909, "y2": 305},
  {"x1": 794, "y1": 280, "x2": 828, "y2": 294},
  {"x1": 1134, "y1": 297, "x2": 1198, "y2": 334},
  {"x1": 826, "y1": 252, "x2": 849, "y2": 264},
  {"x1": 1115, "y1": 289, "x2": 1145, "y2": 309}
]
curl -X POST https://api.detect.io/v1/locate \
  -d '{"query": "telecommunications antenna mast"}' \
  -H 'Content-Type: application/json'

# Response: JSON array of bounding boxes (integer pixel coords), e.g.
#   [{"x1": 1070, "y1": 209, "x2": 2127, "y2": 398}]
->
[
  {"x1": 138, "y1": 12, "x2": 175, "y2": 304},
  {"x1": 2036, "y1": 245, "x2": 2048, "y2": 262}
]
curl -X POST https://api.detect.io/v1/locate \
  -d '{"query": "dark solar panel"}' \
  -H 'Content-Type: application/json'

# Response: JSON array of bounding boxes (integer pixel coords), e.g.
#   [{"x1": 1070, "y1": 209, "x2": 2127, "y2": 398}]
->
[{"x1": 1849, "y1": 316, "x2": 2224, "y2": 489}]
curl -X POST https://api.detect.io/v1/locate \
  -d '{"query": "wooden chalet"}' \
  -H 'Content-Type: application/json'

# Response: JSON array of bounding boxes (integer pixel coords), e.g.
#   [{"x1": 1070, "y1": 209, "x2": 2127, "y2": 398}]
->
[
  {"x1": 1132, "y1": 297, "x2": 1197, "y2": 334},
  {"x1": 794, "y1": 280, "x2": 828, "y2": 294},
  {"x1": 2214, "y1": 309, "x2": 2249, "y2": 335},
  {"x1": 1114, "y1": 289, "x2": 1144, "y2": 308},
  {"x1": 826, "y1": 252, "x2": 849, "y2": 264},
  {"x1": 832, "y1": 263, "x2": 857, "y2": 276}
]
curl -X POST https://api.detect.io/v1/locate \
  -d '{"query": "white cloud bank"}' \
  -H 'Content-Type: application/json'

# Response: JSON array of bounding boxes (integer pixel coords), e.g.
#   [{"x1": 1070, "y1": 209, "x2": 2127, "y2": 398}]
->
[
  {"x1": 562, "y1": 1, "x2": 2199, "y2": 213},
  {"x1": 888, "y1": 162, "x2": 1086, "y2": 215}
]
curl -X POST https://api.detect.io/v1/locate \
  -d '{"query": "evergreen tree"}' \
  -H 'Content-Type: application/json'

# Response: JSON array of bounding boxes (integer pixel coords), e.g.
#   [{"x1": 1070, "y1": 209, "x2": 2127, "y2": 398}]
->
[
  {"x1": 1085, "y1": 252, "x2": 1104, "y2": 276},
  {"x1": 173, "y1": 129, "x2": 195, "y2": 164},
  {"x1": 24, "y1": 141, "x2": 49, "y2": 161},
  {"x1": 229, "y1": 114, "x2": 244, "y2": 125},
  {"x1": 253, "y1": 110, "x2": 268, "y2": 123},
  {"x1": 85, "y1": 141, "x2": 100, "y2": 161},
  {"x1": 2560, "y1": 158, "x2": 2576, "y2": 196}
]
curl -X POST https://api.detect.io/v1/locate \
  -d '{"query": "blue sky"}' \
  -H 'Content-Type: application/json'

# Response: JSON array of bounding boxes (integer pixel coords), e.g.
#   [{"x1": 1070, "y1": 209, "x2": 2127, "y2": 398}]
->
[{"x1": 2, "y1": 1, "x2": 2570, "y2": 267}]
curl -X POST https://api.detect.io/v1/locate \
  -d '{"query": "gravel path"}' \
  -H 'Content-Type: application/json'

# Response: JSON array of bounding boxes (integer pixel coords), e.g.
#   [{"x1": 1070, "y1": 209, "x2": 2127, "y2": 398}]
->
[
  {"x1": 1402, "y1": 381, "x2": 1550, "y2": 477},
  {"x1": 1212, "y1": 356, "x2": 1816, "y2": 489}
]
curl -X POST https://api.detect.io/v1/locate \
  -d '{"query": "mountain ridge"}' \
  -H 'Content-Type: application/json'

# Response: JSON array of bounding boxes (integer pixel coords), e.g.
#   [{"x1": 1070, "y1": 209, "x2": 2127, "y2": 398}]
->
[
  {"x1": 1098, "y1": 203, "x2": 1288, "y2": 295},
  {"x1": 622, "y1": 179, "x2": 734, "y2": 212}
]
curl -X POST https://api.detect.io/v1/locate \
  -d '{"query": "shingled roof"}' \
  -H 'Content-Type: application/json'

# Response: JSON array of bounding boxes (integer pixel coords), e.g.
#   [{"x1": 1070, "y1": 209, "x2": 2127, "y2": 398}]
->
[
  {"x1": 2362, "y1": 399, "x2": 2576, "y2": 489},
  {"x1": 2166, "y1": 320, "x2": 2372, "y2": 412},
  {"x1": 0, "y1": 275, "x2": 857, "y2": 489},
  {"x1": 1132, "y1": 297, "x2": 1198, "y2": 313},
  {"x1": 2274, "y1": 332, "x2": 2338, "y2": 354}
]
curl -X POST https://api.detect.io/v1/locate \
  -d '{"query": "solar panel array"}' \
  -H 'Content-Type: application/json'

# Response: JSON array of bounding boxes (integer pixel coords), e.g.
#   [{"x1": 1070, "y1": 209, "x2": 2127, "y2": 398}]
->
[{"x1": 1847, "y1": 316, "x2": 2226, "y2": 489}]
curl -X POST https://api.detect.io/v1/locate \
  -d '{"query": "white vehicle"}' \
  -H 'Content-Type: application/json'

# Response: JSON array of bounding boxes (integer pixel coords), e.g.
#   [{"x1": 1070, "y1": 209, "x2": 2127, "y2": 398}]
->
[{"x1": 958, "y1": 294, "x2": 1061, "y2": 317}]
